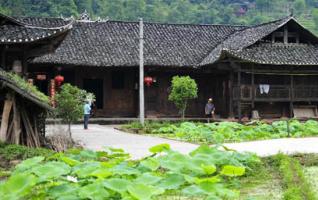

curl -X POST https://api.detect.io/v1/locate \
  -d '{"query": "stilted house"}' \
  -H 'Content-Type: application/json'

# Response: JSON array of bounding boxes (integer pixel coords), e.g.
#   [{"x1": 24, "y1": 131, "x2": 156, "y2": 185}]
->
[
  {"x1": 2, "y1": 12, "x2": 318, "y2": 119},
  {"x1": 0, "y1": 14, "x2": 72, "y2": 146},
  {"x1": 0, "y1": 69, "x2": 52, "y2": 147}
]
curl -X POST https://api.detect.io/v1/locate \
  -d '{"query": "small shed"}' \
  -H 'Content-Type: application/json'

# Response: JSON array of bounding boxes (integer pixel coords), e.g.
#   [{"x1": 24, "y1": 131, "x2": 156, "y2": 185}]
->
[{"x1": 0, "y1": 69, "x2": 52, "y2": 147}]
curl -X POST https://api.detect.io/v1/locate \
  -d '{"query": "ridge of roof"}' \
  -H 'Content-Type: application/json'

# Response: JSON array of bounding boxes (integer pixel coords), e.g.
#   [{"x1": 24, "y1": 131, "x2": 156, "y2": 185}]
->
[
  {"x1": 14, "y1": 14, "x2": 249, "y2": 28},
  {"x1": 104, "y1": 19, "x2": 249, "y2": 27}
]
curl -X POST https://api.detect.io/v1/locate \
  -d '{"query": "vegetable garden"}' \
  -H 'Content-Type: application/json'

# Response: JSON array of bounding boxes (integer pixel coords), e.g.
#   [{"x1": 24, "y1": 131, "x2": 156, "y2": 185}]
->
[
  {"x1": 0, "y1": 144, "x2": 260, "y2": 200},
  {"x1": 122, "y1": 120, "x2": 318, "y2": 144},
  {"x1": 0, "y1": 142, "x2": 317, "y2": 199}
]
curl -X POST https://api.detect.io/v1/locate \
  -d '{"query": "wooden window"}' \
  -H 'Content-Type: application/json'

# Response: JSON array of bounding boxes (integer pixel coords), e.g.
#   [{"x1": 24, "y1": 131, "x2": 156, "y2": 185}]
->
[{"x1": 112, "y1": 71, "x2": 125, "y2": 89}]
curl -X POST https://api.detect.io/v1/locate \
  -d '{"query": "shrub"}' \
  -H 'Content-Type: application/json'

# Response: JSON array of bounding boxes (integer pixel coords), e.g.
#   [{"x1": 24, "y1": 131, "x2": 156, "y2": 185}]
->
[
  {"x1": 168, "y1": 76, "x2": 198, "y2": 119},
  {"x1": 0, "y1": 143, "x2": 52, "y2": 160},
  {"x1": 55, "y1": 84, "x2": 94, "y2": 138}
]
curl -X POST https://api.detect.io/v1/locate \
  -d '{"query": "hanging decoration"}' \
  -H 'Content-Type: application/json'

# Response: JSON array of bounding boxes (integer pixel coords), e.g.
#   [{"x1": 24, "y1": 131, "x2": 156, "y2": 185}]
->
[
  {"x1": 54, "y1": 75, "x2": 64, "y2": 86},
  {"x1": 50, "y1": 79, "x2": 56, "y2": 107},
  {"x1": 144, "y1": 76, "x2": 153, "y2": 86}
]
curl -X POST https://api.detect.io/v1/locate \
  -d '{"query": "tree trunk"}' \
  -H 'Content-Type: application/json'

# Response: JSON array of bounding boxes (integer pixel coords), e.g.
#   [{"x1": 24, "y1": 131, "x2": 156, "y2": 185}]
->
[
  {"x1": 181, "y1": 101, "x2": 187, "y2": 120},
  {"x1": 0, "y1": 94, "x2": 13, "y2": 142},
  {"x1": 68, "y1": 122, "x2": 72, "y2": 139}
]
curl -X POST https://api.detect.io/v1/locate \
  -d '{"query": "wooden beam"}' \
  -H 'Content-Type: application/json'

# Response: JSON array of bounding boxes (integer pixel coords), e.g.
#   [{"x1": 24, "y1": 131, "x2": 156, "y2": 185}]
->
[
  {"x1": 12, "y1": 96, "x2": 21, "y2": 144},
  {"x1": 284, "y1": 26, "x2": 288, "y2": 44},
  {"x1": 1, "y1": 48, "x2": 5, "y2": 68},
  {"x1": 22, "y1": 50, "x2": 28, "y2": 77},
  {"x1": 228, "y1": 70, "x2": 234, "y2": 118},
  {"x1": 237, "y1": 68, "x2": 242, "y2": 121},
  {"x1": 241, "y1": 69, "x2": 318, "y2": 74},
  {"x1": 0, "y1": 93, "x2": 13, "y2": 142},
  {"x1": 290, "y1": 75, "x2": 294, "y2": 118},
  {"x1": 251, "y1": 65, "x2": 255, "y2": 109}
]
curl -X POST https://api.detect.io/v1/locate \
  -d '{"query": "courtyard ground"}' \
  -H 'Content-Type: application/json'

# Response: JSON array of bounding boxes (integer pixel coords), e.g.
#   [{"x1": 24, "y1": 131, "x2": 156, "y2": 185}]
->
[{"x1": 47, "y1": 124, "x2": 318, "y2": 159}]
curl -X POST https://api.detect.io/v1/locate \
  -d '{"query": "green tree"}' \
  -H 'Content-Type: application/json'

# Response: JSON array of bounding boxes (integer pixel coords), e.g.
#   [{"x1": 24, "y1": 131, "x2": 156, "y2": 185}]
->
[
  {"x1": 312, "y1": 8, "x2": 318, "y2": 30},
  {"x1": 168, "y1": 76, "x2": 198, "y2": 119},
  {"x1": 294, "y1": 0, "x2": 306, "y2": 15},
  {"x1": 55, "y1": 84, "x2": 92, "y2": 138}
]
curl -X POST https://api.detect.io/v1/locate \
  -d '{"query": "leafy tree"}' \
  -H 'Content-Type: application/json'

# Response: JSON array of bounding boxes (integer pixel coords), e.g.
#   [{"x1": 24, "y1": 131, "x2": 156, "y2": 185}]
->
[
  {"x1": 294, "y1": 0, "x2": 306, "y2": 15},
  {"x1": 168, "y1": 76, "x2": 198, "y2": 119},
  {"x1": 1, "y1": 0, "x2": 318, "y2": 33},
  {"x1": 55, "y1": 83, "x2": 92, "y2": 138},
  {"x1": 312, "y1": 8, "x2": 318, "y2": 29}
]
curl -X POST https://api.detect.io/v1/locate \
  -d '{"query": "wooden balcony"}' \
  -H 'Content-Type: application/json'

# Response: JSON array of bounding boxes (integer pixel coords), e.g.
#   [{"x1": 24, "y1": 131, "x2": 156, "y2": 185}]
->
[{"x1": 233, "y1": 85, "x2": 318, "y2": 102}]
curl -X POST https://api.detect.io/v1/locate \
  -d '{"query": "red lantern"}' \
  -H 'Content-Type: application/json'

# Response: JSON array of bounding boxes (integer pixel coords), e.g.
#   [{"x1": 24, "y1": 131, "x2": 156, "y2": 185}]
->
[
  {"x1": 54, "y1": 75, "x2": 64, "y2": 86},
  {"x1": 144, "y1": 76, "x2": 153, "y2": 86}
]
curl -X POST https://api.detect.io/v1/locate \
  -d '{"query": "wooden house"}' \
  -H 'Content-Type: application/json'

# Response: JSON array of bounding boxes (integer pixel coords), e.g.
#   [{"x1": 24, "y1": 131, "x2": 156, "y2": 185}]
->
[
  {"x1": 0, "y1": 69, "x2": 52, "y2": 147},
  {"x1": 2, "y1": 12, "x2": 318, "y2": 119}
]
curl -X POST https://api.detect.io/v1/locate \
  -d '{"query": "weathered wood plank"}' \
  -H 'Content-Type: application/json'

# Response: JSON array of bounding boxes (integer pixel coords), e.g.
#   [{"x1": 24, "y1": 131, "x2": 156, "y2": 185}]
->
[
  {"x1": 12, "y1": 97, "x2": 21, "y2": 144},
  {"x1": 0, "y1": 93, "x2": 13, "y2": 142}
]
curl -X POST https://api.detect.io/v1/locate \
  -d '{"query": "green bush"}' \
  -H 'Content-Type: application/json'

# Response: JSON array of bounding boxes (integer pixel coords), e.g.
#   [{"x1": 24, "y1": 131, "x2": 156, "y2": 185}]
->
[
  {"x1": 168, "y1": 76, "x2": 198, "y2": 119},
  {"x1": 0, "y1": 143, "x2": 53, "y2": 161},
  {"x1": 55, "y1": 83, "x2": 94, "y2": 136}
]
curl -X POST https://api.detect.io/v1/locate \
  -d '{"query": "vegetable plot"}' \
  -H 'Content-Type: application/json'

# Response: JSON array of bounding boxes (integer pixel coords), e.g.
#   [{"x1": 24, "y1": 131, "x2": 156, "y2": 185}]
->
[
  {"x1": 151, "y1": 120, "x2": 318, "y2": 144},
  {"x1": 0, "y1": 144, "x2": 260, "y2": 200}
]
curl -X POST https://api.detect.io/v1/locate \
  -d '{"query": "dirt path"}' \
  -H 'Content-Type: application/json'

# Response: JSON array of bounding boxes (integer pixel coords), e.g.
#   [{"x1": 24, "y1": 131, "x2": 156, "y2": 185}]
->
[{"x1": 47, "y1": 124, "x2": 318, "y2": 159}]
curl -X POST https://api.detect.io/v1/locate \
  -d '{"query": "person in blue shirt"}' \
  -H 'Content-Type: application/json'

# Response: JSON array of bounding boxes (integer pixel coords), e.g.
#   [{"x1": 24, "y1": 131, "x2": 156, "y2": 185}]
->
[{"x1": 83, "y1": 101, "x2": 91, "y2": 129}]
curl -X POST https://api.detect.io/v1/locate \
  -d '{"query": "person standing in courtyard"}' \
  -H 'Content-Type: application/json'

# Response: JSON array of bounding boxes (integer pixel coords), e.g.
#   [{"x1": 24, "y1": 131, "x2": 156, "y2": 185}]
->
[
  {"x1": 83, "y1": 100, "x2": 91, "y2": 130},
  {"x1": 205, "y1": 98, "x2": 215, "y2": 123}
]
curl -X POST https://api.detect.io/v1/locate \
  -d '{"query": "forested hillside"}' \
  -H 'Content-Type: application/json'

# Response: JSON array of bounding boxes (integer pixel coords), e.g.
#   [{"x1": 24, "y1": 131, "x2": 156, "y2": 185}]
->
[{"x1": 1, "y1": 0, "x2": 318, "y2": 33}]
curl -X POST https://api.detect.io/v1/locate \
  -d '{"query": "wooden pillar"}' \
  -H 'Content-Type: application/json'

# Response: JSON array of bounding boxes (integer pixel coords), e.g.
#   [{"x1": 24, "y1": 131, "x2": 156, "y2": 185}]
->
[
  {"x1": 228, "y1": 70, "x2": 234, "y2": 118},
  {"x1": 283, "y1": 26, "x2": 288, "y2": 44},
  {"x1": 139, "y1": 18, "x2": 145, "y2": 125},
  {"x1": 251, "y1": 65, "x2": 255, "y2": 109},
  {"x1": 237, "y1": 69, "x2": 242, "y2": 121},
  {"x1": 1, "y1": 48, "x2": 5, "y2": 68},
  {"x1": 22, "y1": 51, "x2": 28, "y2": 77},
  {"x1": 290, "y1": 75, "x2": 294, "y2": 118},
  {"x1": 0, "y1": 93, "x2": 13, "y2": 142}
]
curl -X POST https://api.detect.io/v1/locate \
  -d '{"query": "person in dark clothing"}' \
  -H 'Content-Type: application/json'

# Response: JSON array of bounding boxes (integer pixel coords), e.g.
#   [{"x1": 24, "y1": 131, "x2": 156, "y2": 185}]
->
[{"x1": 205, "y1": 98, "x2": 215, "y2": 122}]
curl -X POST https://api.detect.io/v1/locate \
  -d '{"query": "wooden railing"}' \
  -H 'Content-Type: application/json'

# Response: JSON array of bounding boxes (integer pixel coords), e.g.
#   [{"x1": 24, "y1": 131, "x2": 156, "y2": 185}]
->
[{"x1": 233, "y1": 85, "x2": 318, "y2": 101}]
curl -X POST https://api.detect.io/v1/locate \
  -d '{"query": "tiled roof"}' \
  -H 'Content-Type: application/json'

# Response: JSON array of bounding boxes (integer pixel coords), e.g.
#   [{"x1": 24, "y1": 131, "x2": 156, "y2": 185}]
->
[
  {"x1": 199, "y1": 17, "x2": 292, "y2": 66},
  {"x1": 0, "y1": 16, "x2": 73, "y2": 44},
  {"x1": 32, "y1": 20, "x2": 244, "y2": 67},
  {"x1": 225, "y1": 43, "x2": 318, "y2": 66},
  {"x1": 5, "y1": 14, "x2": 316, "y2": 67}
]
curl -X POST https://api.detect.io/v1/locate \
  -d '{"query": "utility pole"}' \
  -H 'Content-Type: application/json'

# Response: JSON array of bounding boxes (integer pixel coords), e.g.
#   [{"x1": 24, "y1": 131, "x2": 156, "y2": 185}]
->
[{"x1": 139, "y1": 18, "x2": 145, "y2": 125}]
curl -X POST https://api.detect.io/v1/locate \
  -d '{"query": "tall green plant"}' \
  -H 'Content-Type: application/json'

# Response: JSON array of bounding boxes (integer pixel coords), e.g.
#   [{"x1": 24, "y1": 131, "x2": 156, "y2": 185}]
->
[
  {"x1": 168, "y1": 76, "x2": 198, "y2": 119},
  {"x1": 55, "y1": 84, "x2": 92, "y2": 138}
]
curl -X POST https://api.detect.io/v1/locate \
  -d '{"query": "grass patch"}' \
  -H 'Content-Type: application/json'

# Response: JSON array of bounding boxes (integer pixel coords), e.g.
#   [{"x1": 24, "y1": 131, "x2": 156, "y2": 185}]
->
[
  {"x1": 0, "y1": 142, "x2": 53, "y2": 169},
  {"x1": 239, "y1": 157, "x2": 283, "y2": 200},
  {"x1": 275, "y1": 154, "x2": 317, "y2": 200},
  {"x1": 304, "y1": 166, "x2": 318, "y2": 194},
  {"x1": 0, "y1": 70, "x2": 49, "y2": 104}
]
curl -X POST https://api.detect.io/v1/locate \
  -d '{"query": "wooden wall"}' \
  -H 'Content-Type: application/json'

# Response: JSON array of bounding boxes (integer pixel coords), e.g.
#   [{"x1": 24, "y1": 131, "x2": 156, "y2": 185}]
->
[
  {"x1": 74, "y1": 67, "x2": 138, "y2": 117},
  {"x1": 29, "y1": 65, "x2": 231, "y2": 118},
  {"x1": 144, "y1": 71, "x2": 229, "y2": 118}
]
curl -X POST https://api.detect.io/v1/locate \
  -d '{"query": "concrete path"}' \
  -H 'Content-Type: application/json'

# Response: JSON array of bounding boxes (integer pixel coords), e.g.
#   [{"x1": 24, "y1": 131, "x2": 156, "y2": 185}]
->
[{"x1": 47, "y1": 124, "x2": 318, "y2": 159}]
